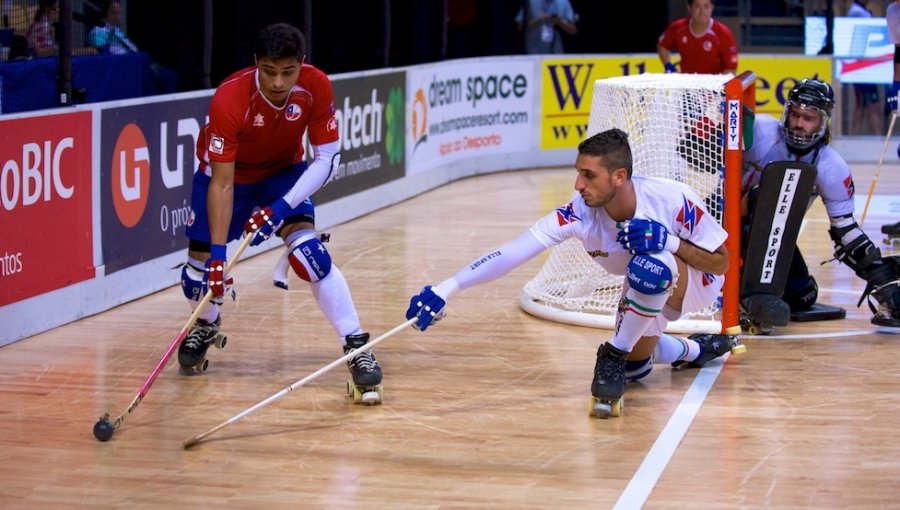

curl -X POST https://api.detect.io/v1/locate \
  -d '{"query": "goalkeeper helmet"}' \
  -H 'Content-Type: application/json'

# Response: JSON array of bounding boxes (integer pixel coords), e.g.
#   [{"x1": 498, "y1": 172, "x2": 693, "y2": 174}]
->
[{"x1": 780, "y1": 78, "x2": 834, "y2": 151}]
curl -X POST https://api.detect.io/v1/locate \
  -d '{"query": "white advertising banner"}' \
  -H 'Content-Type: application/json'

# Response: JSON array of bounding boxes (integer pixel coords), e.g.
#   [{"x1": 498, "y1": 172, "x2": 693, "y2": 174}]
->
[{"x1": 406, "y1": 59, "x2": 534, "y2": 175}]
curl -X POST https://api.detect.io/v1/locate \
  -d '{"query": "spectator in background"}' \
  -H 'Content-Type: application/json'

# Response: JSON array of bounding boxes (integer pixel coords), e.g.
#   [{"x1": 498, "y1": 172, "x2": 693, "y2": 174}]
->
[
  {"x1": 657, "y1": 0, "x2": 737, "y2": 74},
  {"x1": 88, "y1": 0, "x2": 177, "y2": 94},
  {"x1": 26, "y1": 0, "x2": 59, "y2": 57},
  {"x1": 847, "y1": 0, "x2": 882, "y2": 135},
  {"x1": 88, "y1": 0, "x2": 137, "y2": 54},
  {"x1": 515, "y1": 0, "x2": 577, "y2": 55},
  {"x1": 446, "y1": 0, "x2": 479, "y2": 59},
  {"x1": 26, "y1": 0, "x2": 96, "y2": 57}
]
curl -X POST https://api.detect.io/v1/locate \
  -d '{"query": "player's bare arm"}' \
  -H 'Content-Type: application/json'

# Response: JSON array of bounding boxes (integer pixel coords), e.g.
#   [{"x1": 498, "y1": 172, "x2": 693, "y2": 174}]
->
[{"x1": 674, "y1": 240, "x2": 729, "y2": 275}]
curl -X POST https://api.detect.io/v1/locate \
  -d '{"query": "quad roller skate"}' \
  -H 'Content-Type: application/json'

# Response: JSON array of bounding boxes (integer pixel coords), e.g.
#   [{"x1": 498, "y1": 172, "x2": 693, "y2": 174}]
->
[
  {"x1": 883, "y1": 221, "x2": 900, "y2": 249},
  {"x1": 740, "y1": 293, "x2": 790, "y2": 335},
  {"x1": 671, "y1": 333, "x2": 746, "y2": 370},
  {"x1": 177, "y1": 316, "x2": 227, "y2": 375},
  {"x1": 589, "y1": 342, "x2": 628, "y2": 418},
  {"x1": 344, "y1": 333, "x2": 383, "y2": 405}
]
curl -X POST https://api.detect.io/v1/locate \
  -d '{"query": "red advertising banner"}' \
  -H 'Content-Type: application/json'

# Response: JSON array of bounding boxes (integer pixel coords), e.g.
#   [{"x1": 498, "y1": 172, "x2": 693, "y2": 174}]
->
[{"x1": 0, "y1": 111, "x2": 94, "y2": 305}]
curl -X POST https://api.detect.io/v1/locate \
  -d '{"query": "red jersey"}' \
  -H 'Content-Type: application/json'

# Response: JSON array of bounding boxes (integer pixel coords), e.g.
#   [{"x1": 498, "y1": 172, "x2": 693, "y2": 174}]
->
[
  {"x1": 658, "y1": 17, "x2": 738, "y2": 74},
  {"x1": 196, "y1": 64, "x2": 339, "y2": 184}
]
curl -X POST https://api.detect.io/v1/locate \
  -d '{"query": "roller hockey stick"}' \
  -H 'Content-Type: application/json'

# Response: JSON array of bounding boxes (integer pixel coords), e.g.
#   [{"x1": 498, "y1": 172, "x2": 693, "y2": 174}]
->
[
  {"x1": 182, "y1": 317, "x2": 416, "y2": 448},
  {"x1": 92, "y1": 232, "x2": 257, "y2": 442},
  {"x1": 860, "y1": 112, "x2": 896, "y2": 227}
]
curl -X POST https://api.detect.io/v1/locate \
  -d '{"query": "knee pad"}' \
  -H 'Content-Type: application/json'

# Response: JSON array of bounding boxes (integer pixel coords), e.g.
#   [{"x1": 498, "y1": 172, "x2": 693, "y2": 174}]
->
[
  {"x1": 625, "y1": 357, "x2": 653, "y2": 381},
  {"x1": 783, "y1": 274, "x2": 818, "y2": 312},
  {"x1": 287, "y1": 233, "x2": 332, "y2": 282},
  {"x1": 626, "y1": 252, "x2": 676, "y2": 296},
  {"x1": 181, "y1": 261, "x2": 205, "y2": 302}
]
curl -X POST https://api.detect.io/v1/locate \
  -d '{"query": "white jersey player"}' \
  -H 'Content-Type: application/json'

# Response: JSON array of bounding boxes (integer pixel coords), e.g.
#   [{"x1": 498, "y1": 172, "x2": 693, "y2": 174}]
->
[
  {"x1": 406, "y1": 128, "x2": 741, "y2": 418},
  {"x1": 740, "y1": 78, "x2": 900, "y2": 328}
]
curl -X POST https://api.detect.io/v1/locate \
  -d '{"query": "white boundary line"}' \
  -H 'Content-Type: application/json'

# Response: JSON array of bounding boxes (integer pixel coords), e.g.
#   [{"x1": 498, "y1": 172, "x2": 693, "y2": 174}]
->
[
  {"x1": 613, "y1": 323, "x2": 897, "y2": 508},
  {"x1": 613, "y1": 357, "x2": 729, "y2": 510}
]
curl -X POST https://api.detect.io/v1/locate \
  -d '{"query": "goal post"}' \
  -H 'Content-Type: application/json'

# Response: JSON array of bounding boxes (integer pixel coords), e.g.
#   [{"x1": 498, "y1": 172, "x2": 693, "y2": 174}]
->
[{"x1": 519, "y1": 71, "x2": 756, "y2": 334}]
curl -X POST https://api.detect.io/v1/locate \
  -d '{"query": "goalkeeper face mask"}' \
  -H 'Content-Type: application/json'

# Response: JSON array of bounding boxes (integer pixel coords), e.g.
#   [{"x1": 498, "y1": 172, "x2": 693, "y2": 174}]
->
[{"x1": 780, "y1": 102, "x2": 828, "y2": 151}]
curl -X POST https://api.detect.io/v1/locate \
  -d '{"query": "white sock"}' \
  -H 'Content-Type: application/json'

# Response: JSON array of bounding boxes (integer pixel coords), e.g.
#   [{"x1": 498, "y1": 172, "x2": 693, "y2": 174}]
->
[
  {"x1": 310, "y1": 265, "x2": 363, "y2": 343},
  {"x1": 609, "y1": 290, "x2": 670, "y2": 352},
  {"x1": 653, "y1": 333, "x2": 701, "y2": 363}
]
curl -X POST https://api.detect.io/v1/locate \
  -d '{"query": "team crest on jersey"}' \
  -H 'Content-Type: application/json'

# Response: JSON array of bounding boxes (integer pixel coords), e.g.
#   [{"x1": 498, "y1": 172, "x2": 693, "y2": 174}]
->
[
  {"x1": 676, "y1": 195, "x2": 703, "y2": 234},
  {"x1": 556, "y1": 203, "x2": 580, "y2": 226},
  {"x1": 253, "y1": 113, "x2": 264, "y2": 127},
  {"x1": 285, "y1": 104, "x2": 302, "y2": 121},
  {"x1": 701, "y1": 272, "x2": 716, "y2": 287},
  {"x1": 327, "y1": 116, "x2": 337, "y2": 132},
  {"x1": 843, "y1": 175, "x2": 855, "y2": 198},
  {"x1": 209, "y1": 135, "x2": 224, "y2": 155}
]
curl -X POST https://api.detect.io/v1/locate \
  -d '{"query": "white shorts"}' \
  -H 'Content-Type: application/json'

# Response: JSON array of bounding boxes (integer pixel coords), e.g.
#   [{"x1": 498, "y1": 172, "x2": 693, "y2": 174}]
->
[{"x1": 642, "y1": 266, "x2": 725, "y2": 337}]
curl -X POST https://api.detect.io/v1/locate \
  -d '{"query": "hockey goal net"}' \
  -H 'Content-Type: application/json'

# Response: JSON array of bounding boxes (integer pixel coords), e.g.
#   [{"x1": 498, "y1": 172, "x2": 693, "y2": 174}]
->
[{"x1": 519, "y1": 72, "x2": 755, "y2": 333}]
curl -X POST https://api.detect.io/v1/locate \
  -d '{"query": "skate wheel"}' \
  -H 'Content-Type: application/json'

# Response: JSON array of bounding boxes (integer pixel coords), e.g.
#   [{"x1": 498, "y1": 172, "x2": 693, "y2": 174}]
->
[
  {"x1": 360, "y1": 386, "x2": 383, "y2": 406},
  {"x1": 214, "y1": 334, "x2": 227, "y2": 349},
  {"x1": 347, "y1": 379, "x2": 362, "y2": 402},
  {"x1": 746, "y1": 323, "x2": 771, "y2": 336},
  {"x1": 178, "y1": 357, "x2": 208, "y2": 376},
  {"x1": 589, "y1": 396, "x2": 623, "y2": 418},
  {"x1": 346, "y1": 380, "x2": 383, "y2": 405},
  {"x1": 730, "y1": 344, "x2": 747, "y2": 355}
]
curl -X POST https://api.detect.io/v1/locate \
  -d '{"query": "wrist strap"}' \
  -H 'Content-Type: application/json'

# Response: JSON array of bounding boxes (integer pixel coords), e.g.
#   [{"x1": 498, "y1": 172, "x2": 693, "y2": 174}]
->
[
  {"x1": 665, "y1": 235, "x2": 681, "y2": 253},
  {"x1": 210, "y1": 244, "x2": 227, "y2": 260}
]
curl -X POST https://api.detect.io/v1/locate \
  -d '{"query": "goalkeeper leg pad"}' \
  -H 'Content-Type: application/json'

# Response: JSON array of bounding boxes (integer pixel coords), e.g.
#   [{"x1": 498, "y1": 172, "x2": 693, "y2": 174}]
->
[
  {"x1": 287, "y1": 232, "x2": 332, "y2": 283},
  {"x1": 741, "y1": 161, "x2": 817, "y2": 299}
]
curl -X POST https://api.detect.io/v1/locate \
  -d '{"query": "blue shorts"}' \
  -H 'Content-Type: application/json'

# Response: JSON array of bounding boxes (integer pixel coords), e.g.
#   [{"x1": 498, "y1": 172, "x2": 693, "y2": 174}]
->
[{"x1": 185, "y1": 162, "x2": 315, "y2": 243}]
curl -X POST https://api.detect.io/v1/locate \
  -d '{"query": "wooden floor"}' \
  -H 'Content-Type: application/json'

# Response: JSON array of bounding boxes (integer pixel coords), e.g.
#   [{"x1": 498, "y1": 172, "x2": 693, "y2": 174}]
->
[{"x1": 2, "y1": 162, "x2": 900, "y2": 509}]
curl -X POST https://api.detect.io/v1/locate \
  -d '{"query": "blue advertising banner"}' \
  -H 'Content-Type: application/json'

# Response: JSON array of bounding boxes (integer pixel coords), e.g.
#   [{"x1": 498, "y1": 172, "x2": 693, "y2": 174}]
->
[{"x1": 99, "y1": 95, "x2": 211, "y2": 273}]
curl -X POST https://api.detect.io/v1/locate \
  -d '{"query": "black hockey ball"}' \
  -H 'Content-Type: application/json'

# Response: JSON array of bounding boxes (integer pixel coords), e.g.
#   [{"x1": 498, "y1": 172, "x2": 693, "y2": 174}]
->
[{"x1": 93, "y1": 418, "x2": 115, "y2": 442}]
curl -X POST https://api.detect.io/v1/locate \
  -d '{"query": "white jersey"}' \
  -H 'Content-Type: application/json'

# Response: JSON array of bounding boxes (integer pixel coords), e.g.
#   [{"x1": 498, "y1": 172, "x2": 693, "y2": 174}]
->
[
  {"x1": 529, "y1": 175, "x2": 728, "y2": 277},
  {"x1": 742, "y1": 114, "x2": 855, "y2": 218}
]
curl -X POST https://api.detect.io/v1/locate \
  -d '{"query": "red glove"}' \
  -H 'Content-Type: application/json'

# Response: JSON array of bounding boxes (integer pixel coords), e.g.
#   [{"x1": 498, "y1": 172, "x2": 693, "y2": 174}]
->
[
  {"x1": 244, "y1": 198, "x2": 289, "y2": 246},
  {"x1": 203, "y1": 244, "x2": 228, "y2": 298}
]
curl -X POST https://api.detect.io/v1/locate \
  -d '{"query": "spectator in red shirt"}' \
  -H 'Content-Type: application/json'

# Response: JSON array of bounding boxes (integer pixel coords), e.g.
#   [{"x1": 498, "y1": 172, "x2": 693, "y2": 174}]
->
[{"x1": 656, "y1": 0, "x2": 738, "y2": 74}]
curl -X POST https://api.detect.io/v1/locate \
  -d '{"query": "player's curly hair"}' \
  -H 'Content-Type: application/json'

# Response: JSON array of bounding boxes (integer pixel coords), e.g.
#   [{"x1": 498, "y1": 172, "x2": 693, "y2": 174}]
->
[
  {"x1": 254, "y1": 23, "x2": 306, "y2": 61},
  {"x1": 577, "y1": 128, "x2": 634, "y2": 178}
]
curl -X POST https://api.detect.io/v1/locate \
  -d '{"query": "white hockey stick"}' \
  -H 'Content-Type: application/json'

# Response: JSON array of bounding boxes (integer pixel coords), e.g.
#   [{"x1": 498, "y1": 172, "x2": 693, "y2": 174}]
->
[{"x1": 183, "y1": 317, "x2": 416, "y2": 448}]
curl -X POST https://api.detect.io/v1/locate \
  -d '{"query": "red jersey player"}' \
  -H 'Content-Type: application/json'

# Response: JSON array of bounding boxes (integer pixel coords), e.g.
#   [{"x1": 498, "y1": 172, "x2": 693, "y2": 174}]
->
[
  {"x1": 179, "y1": 23, "x2": 383, "y2": 404},
  {"x1": 657, "y1": 0, "x2": 738, "y2": 75}
]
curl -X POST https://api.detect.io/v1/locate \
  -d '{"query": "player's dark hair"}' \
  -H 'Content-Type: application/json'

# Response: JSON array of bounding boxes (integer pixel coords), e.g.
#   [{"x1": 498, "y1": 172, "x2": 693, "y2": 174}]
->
[
  {"x1": 254, "y1": 23, "x2": 306, "y2": 61},
  {"x1": 577, "y1": 128, "x2": 634, "y2": 178}
]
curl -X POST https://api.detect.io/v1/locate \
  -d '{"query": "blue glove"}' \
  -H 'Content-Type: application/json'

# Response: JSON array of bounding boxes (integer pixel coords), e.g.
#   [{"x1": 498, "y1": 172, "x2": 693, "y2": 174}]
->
[
  {"x1": 664, "y1": 62, "x2": 677, "y2": 74},
  {"x1": 888, "y1": 81, "x2": 900, "y2": 113},
  {"x1": 406, "y1": 285, "x2": 447, "y2": 331},
  {"x1": 616, "y1": 218, "x2": 679, "y2": 255},
  {"x1": 244, "y1": 198, "x2": 290, "y2": 246}
]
